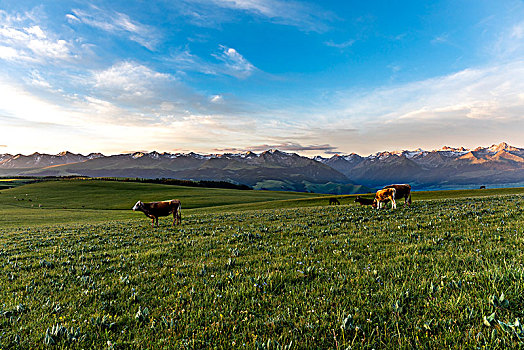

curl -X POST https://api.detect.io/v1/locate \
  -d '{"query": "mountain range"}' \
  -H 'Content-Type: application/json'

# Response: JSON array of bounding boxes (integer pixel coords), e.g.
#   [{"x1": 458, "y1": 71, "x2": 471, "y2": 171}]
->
[
  {"x1": 0, "y1": 149, "x2": 370, "y2": 194},
  {"x1": 1, "y1": 142, "x2": 523, "y2": 192},
  {"x1": 315, "y1": 142, "x2": 524, "y2": 189}
]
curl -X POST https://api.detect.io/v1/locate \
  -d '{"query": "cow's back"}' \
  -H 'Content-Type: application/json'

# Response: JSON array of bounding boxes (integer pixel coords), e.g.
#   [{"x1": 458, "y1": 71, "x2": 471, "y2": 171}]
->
[
  {"x1": 383, "y1": 184, "x2": 411, "y2": 199},
  {"x1": 149, "y1": 201, "x2": 177, "y2": 216}
]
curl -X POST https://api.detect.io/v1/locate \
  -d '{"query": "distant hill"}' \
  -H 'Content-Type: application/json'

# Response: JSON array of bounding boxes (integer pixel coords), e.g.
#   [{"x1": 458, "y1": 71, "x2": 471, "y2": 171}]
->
[
  {"x1": 315, "y1": 142, "x2": 524, "y2": 189},
  {"x1": 2, "y1": 142, "x2": 522, "y2": 192},
  {"x1": 0, "y1": 149, "x2": 371, "y2": 194}
]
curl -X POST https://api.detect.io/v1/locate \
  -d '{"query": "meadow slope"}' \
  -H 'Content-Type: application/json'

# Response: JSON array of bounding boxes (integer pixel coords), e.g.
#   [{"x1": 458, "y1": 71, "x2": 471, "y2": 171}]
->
[{"x1": 0, "y1": 181, "x2": 523, "y2": 348}]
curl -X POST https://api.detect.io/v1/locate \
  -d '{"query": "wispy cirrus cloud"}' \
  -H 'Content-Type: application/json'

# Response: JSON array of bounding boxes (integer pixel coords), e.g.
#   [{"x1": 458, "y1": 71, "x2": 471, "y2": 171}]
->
[
  {"x1": 212, "y1": 45, "x2": 256, "y2": 78},
  {"x1": 67, "y1": 5, "x2": 158, "y2": 50},
  {"x1": 179, "y1": 0, "x2": 332, "y2": 32},
  {"x1": 324, "y1": 39, "x2": 355, "y2": 49},
  {"x1": 171, "y1": 45, "x2": 258, "y2": 79}
]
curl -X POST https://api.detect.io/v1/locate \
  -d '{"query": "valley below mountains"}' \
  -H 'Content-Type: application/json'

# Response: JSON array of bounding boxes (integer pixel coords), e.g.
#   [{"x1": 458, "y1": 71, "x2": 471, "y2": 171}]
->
[{"x1": 1, "y1": 142, "x2": 523, "y2": 193}]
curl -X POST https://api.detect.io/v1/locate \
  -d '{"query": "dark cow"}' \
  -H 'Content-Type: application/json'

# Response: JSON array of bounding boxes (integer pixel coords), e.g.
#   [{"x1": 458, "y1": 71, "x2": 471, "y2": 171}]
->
[
  {"x1": 382, "y1": 184, "x2": 412, "y2": 206},
  {"x1": 132, "y1": 199, "x2": 181, "y2": 227},
  {"x1": 373, "y1": 188, "x2": 397, "y2": 209},
  {"x1": 354, "y1": 196, "x2": 375, "y2": 206},
  {"x1": 329, "y1": 198, "x2": 340, "y2": 205},
  {"x1": 480, "y1": 185, "x2": 486, "y2": 189}
]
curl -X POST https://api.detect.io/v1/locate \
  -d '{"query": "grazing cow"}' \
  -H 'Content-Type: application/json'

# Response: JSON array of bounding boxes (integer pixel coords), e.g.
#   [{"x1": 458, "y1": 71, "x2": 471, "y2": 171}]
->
[
  {"x1": 354, "y1": 196, "x2": 375, "y2": 206},
  {"x1": 132, "y1": 200, "x2": 181, "y2": 227},
  {"x1": 329, "y1": 198, "x2": 340, "y2": 205},
  {"x1": 373, "y1": 188, "x2": 397, "y2": 209},
  {"x1": 480, "y1": 185, "x2": 486, "y2": 189},
  {"x1": 382, "y1": 184, "x2": 412, "y2": 206}
]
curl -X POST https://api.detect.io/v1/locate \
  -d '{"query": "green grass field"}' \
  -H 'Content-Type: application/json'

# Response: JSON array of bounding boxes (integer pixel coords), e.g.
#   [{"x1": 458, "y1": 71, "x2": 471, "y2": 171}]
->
[{"x1": 0, "y1": 180, "x2": 523, "y2": 348}]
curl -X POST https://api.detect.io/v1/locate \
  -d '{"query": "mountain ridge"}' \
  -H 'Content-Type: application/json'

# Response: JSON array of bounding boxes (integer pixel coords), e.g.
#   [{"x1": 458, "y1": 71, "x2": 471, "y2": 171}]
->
[
  {"x1": 1, "y1": 142, "x2": 522, "y2": 191},
  {"x1": 316, "y1": 142, "x2": 524, "y2": 189},
  {"x1": 0, "y1": 149, "x2": 371, "y2": 194}
]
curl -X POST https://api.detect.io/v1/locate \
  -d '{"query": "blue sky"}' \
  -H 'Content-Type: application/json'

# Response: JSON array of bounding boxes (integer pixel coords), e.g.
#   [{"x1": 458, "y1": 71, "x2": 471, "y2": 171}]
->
[{"x1": 1, "y1": 0, "x2": 523, "y2": 156}]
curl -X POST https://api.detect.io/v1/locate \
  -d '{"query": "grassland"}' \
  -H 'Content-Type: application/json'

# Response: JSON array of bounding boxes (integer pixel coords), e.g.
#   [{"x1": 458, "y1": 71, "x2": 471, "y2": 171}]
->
[{"x1": 0, "y1": 180, "x2": 523, "y2": 349}]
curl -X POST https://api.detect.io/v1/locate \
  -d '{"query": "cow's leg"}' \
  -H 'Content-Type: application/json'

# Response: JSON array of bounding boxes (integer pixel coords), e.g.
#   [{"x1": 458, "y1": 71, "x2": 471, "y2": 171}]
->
[
  {"x1": 172, "y1": 206, "x2": 180, "y2": 225},
  {"x1": 151, "y1": 217, "x2": 155, "y2": 227},
  {"x1": 391, "y1": 197, "x2": 397, "y2": 209}
]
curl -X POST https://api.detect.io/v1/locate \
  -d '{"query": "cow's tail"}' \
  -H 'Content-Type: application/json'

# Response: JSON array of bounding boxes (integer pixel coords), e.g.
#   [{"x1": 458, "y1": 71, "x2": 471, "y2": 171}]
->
[{"x1": 177, "y1": 202, "x2": 182, "y2": 224}]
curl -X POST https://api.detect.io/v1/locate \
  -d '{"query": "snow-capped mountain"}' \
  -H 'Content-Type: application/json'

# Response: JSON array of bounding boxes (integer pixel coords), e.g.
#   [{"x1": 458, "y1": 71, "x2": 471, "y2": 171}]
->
[
  {"x1": 0, "y1": 149, "x2": 370, "y2": 194},
  {"x1": 316, "y1": 142, "x2": 524, "y2": 188},
  {"x1": 1, "y1": 142, "x2": 522, "y2": 191},
  {"x1": 0, "y1": 151, "x2": 104, "y2": 169}
]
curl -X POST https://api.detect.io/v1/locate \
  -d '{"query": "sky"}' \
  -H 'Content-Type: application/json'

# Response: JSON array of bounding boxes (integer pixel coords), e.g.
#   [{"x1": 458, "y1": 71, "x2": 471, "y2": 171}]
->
[{"x1": 0, "y1": 0, "x2": 523, "y2": 157}]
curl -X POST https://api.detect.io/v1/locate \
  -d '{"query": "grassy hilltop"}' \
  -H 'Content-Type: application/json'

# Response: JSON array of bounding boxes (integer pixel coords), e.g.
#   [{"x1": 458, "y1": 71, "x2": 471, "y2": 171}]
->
[{"x1": 0, "y1": 180, "x2": 523, "y2": 348}]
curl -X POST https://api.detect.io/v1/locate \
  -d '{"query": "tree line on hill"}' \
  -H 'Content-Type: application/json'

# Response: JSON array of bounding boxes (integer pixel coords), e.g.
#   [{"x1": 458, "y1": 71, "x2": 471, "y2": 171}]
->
[
  {"x1": 98, "y1": 177, "x2": 252, "y2": 190},
  {"x1": 0, "y1": 176, "x2": 252, "y2": 191}
]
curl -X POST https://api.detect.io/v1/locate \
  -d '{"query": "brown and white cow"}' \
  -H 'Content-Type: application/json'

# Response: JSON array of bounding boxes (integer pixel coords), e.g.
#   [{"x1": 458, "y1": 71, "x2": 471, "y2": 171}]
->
[
  {"x1": 373, "y1": 188, "x2": 396, "y2": 209},
  {"x1": 354, "y1": 196, "x2": 375, "y2": 206},
  {"x1": 132, "y1": 199, "x2": 181, "y2": 227},
  {"x1": 382, "y1": 184, "x2": 412, "y2": 206}
]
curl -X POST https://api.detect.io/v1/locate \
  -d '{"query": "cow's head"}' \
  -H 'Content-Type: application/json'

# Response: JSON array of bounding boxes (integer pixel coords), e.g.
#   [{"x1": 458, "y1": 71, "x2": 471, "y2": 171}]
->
[
  {"x1": 132, "y1": 201, "x2": 143, "y2": 211},
  {"x1": 371, "y1": 198, "x2": 378, "y2": 208}
]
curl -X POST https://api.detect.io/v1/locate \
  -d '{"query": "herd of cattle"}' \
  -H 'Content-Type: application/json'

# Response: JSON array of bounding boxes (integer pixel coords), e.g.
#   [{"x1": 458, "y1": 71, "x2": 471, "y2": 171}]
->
[{"x1": 132, "y1": 184, "x2": 412, "y2": 227}]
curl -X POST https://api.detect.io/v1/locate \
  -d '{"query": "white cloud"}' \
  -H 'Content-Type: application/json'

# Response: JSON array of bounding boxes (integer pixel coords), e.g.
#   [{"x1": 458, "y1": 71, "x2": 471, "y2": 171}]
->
[
  {"x1": 28, "y1": 38, "x2": 71, "y2": 60},
  {"x1": 25, "y1": 25, "x2": 46, "y2": 39},
  {"x1": 210, "y1": 95, "x2": 224, "y2": 103},
  {"x1": 0, "y1": 11, "x2": 75, "y2": 63},
  {"x1": 65, "y1": 14, "x2": 80, "y2": 23},
  {"x1": 70, "y1": 6, "x2": 158, "y2": 50},
  {"x1": 28, "y1": 71, "x2": 52, "y2": 88},
  {"x1": 0, "y1": 46, "x2": 21, "y2": 60},
  {"x1": 93, "y1": 61, "x2": 171, "y2": 97},
  {"x1": 213, "y1": 45, "x2": 256, "y2": 78}
]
